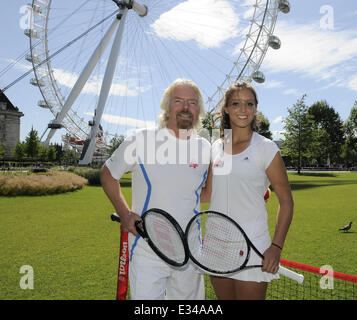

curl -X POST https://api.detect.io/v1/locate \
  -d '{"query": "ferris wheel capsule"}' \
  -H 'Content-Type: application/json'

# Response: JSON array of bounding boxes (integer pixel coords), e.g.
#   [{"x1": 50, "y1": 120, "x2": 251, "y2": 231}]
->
[
  {"x1": 25, "y1": 53, "x2": 41, "y2": 64},
  {"x1": 38, "y1": 100, "x2": 51, "y2": 109},
  {"x1": 268, "y1": 35, "x2": 281, "y2": 50},
  {"x1": 30, "y1": 78, "x2": 45, "y2": 87},
  {"x1": 32, "y1": 4, "x2": 42, "y2": 14},
  {"x1": 252, "y1": 71, "x2": 266, "y2": 84},
  {"x1": 278, "y1": 0, "x2": 291, "y2": 14},
  {"x1": 48, "y1": 121, "x2": 63, "y2": 129},
  {"x1": 24, "y1": 29, "x2": 39, "y2": 39}
]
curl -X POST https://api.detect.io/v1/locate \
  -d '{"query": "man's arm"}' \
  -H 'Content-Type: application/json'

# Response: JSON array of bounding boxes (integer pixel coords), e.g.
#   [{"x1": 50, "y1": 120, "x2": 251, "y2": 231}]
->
[{"x1": 100, "y1": 164, "x2": 141, "y2": 236}]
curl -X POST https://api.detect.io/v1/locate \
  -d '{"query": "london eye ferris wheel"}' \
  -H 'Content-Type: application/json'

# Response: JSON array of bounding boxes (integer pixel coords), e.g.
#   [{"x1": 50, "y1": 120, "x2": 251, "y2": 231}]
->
[{"x1": 24, "y1": 0, "x2": 290, "y2": 164}]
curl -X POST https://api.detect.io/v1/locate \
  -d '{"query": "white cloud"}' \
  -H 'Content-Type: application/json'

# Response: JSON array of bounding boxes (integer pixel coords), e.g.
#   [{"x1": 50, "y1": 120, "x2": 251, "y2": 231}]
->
[
  {"x1": 85, "y1": 112, "x2": 156, "y2": 128},
  {"x1": 52, "y1": 68, "x2": 77, "y2": 87},
  {"x1": 264, "y1": 21, "x2": 357, "y2": 89},
  {"x1": 52, "y1": 68, "x2": 150, "y2": 97},
  {"x1": 242, "y1": 7, "x2": 255, "y2": 20},
  {"x1": 262, "y1": 80, "x2": 284, "y2": 89},
  {"x1": 347, "y1": 75, "x2": 357, "y2": 91},
  {"x1": 4, "y1": 59, "x2": 32, "y2": 72},
  {"x1": 1, "y1": 61, "x2": 150, "y2": 97},
  {"x1": 151, "y1": 0, "x2": 239, "y2": 48},
  {"x1": 272, "y1": 130, "x2": 285, "y2": 140},
  {"x1": 272, "y1": 116, "x2": 283, "y2": 124},
  {"x1": 283, "y1": 88, "x2": 300, "y2": 96}
]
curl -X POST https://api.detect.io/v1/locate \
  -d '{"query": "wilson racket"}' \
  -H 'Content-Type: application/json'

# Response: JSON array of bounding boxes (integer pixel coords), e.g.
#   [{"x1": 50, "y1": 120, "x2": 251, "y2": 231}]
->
[
  {"x1": 185, "y1": 211, "x2": 304, "y2": 284},
  {"x1": 111, "y1": 208, "x2": 189, "y2": 267}
]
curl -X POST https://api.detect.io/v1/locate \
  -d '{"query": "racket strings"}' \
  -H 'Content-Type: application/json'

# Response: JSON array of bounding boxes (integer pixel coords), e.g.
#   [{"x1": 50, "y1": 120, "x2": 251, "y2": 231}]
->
[
  {"x1": 144, "y1": 212, "x2": 186, "y2": 264},
  {"x1": 187, "y1": 213, "x2": 249, "y2": 273}
]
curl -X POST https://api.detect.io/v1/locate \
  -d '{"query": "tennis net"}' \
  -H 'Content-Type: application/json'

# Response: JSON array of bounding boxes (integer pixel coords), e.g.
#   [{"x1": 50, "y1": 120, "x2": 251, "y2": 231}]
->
[{"x1": 267, "y1": 259, "x2": 357, "y2": 300}]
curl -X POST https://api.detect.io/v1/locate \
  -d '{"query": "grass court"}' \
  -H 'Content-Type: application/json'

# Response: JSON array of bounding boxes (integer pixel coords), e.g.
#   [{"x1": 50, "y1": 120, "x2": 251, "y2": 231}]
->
[{"x1": 0, "y1": 172, "x2": 356, "y2": 299}]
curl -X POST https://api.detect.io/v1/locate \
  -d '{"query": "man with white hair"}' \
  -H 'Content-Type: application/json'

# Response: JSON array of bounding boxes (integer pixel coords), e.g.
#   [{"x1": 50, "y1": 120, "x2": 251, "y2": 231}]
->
[{"x1": 101, "y1": 79, "x2": 211, "y2": 300}]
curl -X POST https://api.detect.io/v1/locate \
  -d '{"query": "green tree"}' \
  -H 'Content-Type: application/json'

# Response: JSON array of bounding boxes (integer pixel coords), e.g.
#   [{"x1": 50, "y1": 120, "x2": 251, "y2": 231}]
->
[
  {"x1": 307, "y1": 127, "x2": 330, "y2": 166},
  {"x1": 46, "y1": 145, "x2": 58, "y2": 162},
  {"x1": 342, "y1": 102, "x2": 357, "y2": 166},
  {"x1": 62, "y1": 148, "x2": 80, "y2": 164},
  {"x1": 308, "y1": 100, "x2": 344, "y2": 165},
  {"x1": 13, "y1": 141, "x2": 26, "y2": 160},
  {"x1": 53, "y1": 143, "x2": 64, "y2": 162},
  {"x1": 38, "y1": 144, "x2": 47, "y2": 162},
  {"x1": 25, "y1": 127, "x2": 41, "y2": 160},
  {"x1": 256, "y1": 111, "x2": 272, "y2": 140},
  {"x1": 281, "y1": 95, "x2": 314, "y2": 174},
  {"x1": 108, "y1": 135, "x2": 125, "y2": 157},
  {"x1": 0, "y1": 140, "x2": 5, "y2": 159},
  {"x1": 200, "y1": 110, "x2": 221, "y2": 143}
]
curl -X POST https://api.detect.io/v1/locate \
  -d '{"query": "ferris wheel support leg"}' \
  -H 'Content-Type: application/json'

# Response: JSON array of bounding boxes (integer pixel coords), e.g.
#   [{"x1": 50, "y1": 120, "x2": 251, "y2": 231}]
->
[
  {"x1": 79, "y1": 8, "x2": 129, "y2": 165},
  {"x1": 43, "y1": 16, "x2": 121, "y2": 146}
]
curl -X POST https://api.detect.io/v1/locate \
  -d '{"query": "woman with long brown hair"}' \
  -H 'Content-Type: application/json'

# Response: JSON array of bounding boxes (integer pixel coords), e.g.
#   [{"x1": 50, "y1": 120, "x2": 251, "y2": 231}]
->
[{"x1": 203, "y1": 82, "x2": 294, "y2": 300}]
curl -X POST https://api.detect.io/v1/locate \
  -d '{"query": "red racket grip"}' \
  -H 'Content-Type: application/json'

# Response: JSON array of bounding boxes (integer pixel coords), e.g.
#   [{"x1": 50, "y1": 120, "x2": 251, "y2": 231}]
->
[{"x1": 116, "y1": 225, "x2": 129, "y2": 300}]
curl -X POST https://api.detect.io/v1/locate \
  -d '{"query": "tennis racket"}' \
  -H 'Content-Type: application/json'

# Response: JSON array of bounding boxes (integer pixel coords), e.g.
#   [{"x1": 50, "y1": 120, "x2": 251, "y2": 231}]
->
[
  {"x1": 185, "y1": 210, "x2": 304, "y2": 284},
  {"x1": 110, "y1": 208, "x2": 189, "y2": 267}
]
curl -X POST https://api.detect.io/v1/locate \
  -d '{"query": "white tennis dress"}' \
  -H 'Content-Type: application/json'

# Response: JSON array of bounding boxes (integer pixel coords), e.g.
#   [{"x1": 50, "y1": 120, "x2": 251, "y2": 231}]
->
[
  {"x1": 106, "y1": 127, "x2": 211, "y2": 299},
  {"x1": 209, "y1": 132, "x2": 280, "y2": 282}
]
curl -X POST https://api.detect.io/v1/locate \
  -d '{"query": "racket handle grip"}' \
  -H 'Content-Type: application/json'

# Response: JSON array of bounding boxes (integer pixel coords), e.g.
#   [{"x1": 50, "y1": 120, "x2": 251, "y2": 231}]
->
[
  {"x1": 278, "y1": 265, "x2": 304, "y2": 284},
  {"x1": 111, "y1": 213, "x2": 121, "y2": 223},
  {"x1": 111, "y1": 213, "x2": 146, "y2": 238}
]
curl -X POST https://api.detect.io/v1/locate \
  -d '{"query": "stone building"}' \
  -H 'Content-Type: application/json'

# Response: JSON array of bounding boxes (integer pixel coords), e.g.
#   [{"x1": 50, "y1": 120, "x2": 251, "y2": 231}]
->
[{"x1": 0, "y1": 90, "x2": 24, "y2": 158}]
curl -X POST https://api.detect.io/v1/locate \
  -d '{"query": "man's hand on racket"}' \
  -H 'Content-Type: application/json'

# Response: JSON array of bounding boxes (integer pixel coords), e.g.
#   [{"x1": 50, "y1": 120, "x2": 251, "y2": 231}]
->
[
  {"x1": 262, "y1": 245, "x2": 281, "y2": 274},
  {"x1": 120, "y1": 211, "x2": 142, "y2": 236}
]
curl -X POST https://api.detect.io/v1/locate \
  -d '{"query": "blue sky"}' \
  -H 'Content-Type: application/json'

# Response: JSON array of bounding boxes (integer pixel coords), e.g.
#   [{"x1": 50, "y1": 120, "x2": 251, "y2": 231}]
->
[{"x1": 1, "y1": 0, "x2": 357, "y2": 145}]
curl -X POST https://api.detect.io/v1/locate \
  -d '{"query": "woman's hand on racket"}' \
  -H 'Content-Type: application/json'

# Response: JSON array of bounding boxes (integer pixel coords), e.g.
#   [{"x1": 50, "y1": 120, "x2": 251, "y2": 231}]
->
[{"x1": 262, "y1": 245, "x2": 281, "y2": 274}]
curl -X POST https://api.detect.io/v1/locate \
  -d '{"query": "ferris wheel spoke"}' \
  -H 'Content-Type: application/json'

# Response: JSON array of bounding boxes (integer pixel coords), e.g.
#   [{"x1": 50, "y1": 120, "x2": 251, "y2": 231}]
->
[
  {"x1": 44, "y1": 15, "x2": 122, "y2": 146},
  {"x1": 80, "y1": 2, "x2": 150, "y2": 164}
]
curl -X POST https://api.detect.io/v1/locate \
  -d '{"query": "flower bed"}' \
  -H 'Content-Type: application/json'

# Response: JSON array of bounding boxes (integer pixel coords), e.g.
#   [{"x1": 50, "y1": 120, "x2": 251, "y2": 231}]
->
[{"x1": 0, "y1": 170, "x2": 88, "y2": 196}]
